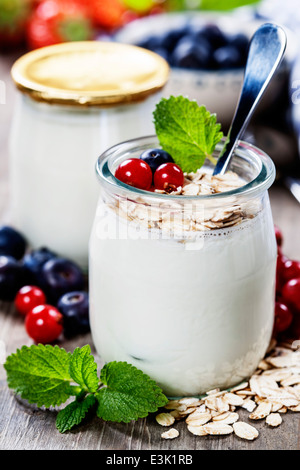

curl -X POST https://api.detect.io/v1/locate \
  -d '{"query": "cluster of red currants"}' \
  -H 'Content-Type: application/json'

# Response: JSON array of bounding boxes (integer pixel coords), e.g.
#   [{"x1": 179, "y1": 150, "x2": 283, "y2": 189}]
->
[
  {"x1": 14, "y1": 286, "x2": 63, "y2": 344},
  {"x1": 114, "y1": 149, "x2": 184, "y2": 192},
  {"x1": 274, "y1": 226, "x2": 300, "y2": 341}
]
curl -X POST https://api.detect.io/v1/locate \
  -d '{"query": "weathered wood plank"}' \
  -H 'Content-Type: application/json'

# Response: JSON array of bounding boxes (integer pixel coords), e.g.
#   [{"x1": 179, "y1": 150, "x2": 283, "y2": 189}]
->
[{"x1": 0, "y1": 376, "x2": 299, "y2": 450}]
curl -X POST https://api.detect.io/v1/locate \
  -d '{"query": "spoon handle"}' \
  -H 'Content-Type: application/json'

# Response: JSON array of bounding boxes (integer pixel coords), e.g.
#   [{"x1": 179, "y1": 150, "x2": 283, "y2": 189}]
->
[{"x1": 213, "y1": 23, "x2": 287, "y2": 176}]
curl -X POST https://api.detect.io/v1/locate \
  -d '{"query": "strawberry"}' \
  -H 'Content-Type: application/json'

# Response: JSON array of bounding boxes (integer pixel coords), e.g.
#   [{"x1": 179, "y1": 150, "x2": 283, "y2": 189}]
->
[
  {"x1": 86, "y1": 0, "x2": 125, "y2": 30},
  {"x1": 26, "y1": 0, "x2": 95, "y2": 50}
]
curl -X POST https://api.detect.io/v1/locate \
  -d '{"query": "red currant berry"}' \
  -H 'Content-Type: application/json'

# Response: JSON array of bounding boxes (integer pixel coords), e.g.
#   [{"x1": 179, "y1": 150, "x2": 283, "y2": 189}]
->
[
  {"x1": 25, "y1": 304, "x2": 63, "y2": 344},
  {"x1": 276, "y1": 252, "x2": 289, "y2": 294},
  {"x1": 281, "y1": 278, "x2": 300, "y2": 313},
  {"x1": 274, "y1": 225, "x2": 283, "y2": 247},
  {"x1": 273, "y1": 301, "x2": 293, "y2": 335},
  {"x1": 14, "y1": 285, "x2": 46, "y2": 316},
  {"x1": 115, "y1": 158, "x2": 152, "y2": 190},
  {"x1": 153, "y1": 163, "x2": 184, "y2": 191},
  {"x1": 281, "y1": 259, "x2": 300, "y2": 285}
]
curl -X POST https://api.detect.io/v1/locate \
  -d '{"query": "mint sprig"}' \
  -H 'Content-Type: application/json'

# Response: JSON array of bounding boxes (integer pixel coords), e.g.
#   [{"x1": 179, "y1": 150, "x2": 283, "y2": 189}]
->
[
  {"x1": 4, "y1": 344, "x2": 168, "y2": 433},
  {"x1": 153, "y1": 95, "x2": 223, "y2": 173}
]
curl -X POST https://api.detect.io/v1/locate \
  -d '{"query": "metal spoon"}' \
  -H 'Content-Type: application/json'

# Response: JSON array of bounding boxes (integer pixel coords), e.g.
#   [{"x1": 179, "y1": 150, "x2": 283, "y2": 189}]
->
[{"x1": 213, "y1": 23, "x2": 287, "y2": 176}]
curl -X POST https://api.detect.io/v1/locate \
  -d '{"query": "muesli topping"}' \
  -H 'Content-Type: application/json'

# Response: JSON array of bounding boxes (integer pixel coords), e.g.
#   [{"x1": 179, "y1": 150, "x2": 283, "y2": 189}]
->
[{"x1": 109, "y1": 170, "x2": 261, "y2": 234}]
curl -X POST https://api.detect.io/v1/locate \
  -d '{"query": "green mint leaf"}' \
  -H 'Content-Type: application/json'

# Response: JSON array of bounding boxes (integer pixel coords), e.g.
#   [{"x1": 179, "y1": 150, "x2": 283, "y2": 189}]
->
[
  {"x1": 200, "y1": 0, "x2": 259, "y2": 11},
  {"x1": 4, "y1": 344, "x2": 72, "y2": 408},
  {"x1": 69, "y1": 345, "x2": 99, "y2": 394},
  {"x1": 96, "y1": 361, "x2": 168, "y2": 423},
  {"x1": 56, "y1": 394, "x2": 97, "y2": 433},
  {"x1": 153, "y1": 95, "x2": 223, "y2": 173}
]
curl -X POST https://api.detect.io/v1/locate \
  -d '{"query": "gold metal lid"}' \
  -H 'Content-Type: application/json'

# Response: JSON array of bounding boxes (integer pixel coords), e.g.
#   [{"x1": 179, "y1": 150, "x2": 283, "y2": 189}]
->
[{"x1": 11, "y1": 41, "x2": 169, "y2": 107}]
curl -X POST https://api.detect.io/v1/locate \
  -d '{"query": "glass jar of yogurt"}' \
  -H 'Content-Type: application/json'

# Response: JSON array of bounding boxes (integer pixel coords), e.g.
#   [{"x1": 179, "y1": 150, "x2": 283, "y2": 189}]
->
[
  {"x1": 89, "y1": 136, "x2": 277, "y2": 397},
  {"x1": 9, "y1": 41, "x2": 169, "y2": 268}
]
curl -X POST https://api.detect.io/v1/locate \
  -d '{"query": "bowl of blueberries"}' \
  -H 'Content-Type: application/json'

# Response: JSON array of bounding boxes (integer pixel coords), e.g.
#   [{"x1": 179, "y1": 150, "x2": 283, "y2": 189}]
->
[{"x1": 115, "y1": 11, "x2": 295, "y2": 127}]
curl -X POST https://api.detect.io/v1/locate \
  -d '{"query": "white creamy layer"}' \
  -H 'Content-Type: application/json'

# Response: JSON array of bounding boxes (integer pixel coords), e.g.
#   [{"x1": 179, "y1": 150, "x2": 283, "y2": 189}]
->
[
  {"x1": 9, "y1": 94, "x2": 159, "y2": 268},
  {"x1": 89, "y1": 202, "x2": 277, "y2": 396}
]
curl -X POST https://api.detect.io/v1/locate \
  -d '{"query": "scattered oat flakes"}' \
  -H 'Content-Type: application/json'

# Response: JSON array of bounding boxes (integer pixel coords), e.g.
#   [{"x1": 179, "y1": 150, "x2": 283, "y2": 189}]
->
[
  {"x1": 270, "y1": 402, "x2": 284, "y2": 412},
  {"x1": 241, "y1": 399, "x2": 257, "y2": 413},
  {"x1": 278, "y1": 406, "x2": 288, "y2": 413},
  {"x1": 203, "y1": 422, "x2": 234, "y2": 435},
  {"x1": 249, "y1": 401, "x2": 272, "y2": 420},
  {"x1": 212, "y1": 412, "x2": 239, "y2": 425},
  {"x1": 233, "y1": 422, "x2": 259, "y2": 440},
  {"x1": 187, "y1": 425, "x2": 209, "y2": 436},
  {"x1": 161, "y1": 428, "x2": 179, "y2": 439},
  {"x1": 160, "y1": 341, "x2": 300, "y2": 442},
  {"x1": 281, "y1": 375, "x2": 300, "y2": 387},
  {"x1": 266, "y1": 413, "x2": 282, "y2": 427},
  {"x1": 206, "y1": 388, "x2": 221, "y2": 395},
  {"x1": 223, "y1": 392, "x2": 244, "y2": 407},
  {"x1": 185, "y1": 411, "x2": 211, "y2": 426},
  {"x1": 230, "y1": 382, "x2": 249, "y2": 392},
  {"x1": 169, "y1": 410, "x2": 183, "y2": 420},
  {"x1": 156, "y1": 413, "x2": 175, "y2": 427},
  {"x1": 178, "y1": 397, "x2": 202, "y2": 407},
  {"x1": 288, "y1": 403, "x2": 300, "y2": 412}
]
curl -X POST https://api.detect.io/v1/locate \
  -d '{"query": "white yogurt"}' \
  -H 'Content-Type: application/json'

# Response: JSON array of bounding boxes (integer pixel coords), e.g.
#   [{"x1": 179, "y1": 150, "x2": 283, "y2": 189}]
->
[
  {"x1": 9, "y1": 94, "x2": 159, "y2": 268},
  {"x1": 89, "y1": 200, "x2": 276, "y2": 397}
]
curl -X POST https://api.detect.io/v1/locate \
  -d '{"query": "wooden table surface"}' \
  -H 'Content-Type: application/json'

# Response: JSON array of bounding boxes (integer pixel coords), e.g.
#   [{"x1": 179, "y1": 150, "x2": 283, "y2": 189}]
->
[{"x1": 0, "y1": 52, "x2": 300, "y2": 451}]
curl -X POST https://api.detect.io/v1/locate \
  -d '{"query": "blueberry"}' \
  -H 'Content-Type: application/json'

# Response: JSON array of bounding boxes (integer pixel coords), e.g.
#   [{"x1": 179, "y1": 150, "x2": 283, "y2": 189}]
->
[
  {"x1": 136, "y1": 35, "x2": 163, "y2": 51},
  {"x1": 228, "y1": 33, "x2": 249, "y2": 56},
  {"x1": 57, "y1": 291, "x2": 89, "y2": 338},
  {"x1": 0, "y1": 226, "x2": 27, "y2": 260},
  {"x1": 0, "y1": 255, "x2": 28, "y2": 301},
  {"x1": 171, "y1": 37, "x2": 212, "y2": 69},
  {"x1": 23, "y1": 247, "x2": 57, "y2": 284},
  {"x1": 39, "y1": 257, "x2": 85, "y2": 303},
  {"x1": 213, "y1": 46, "x2": 243, "y2": 69},
  {"x1": 140, "y1": 148, "x2": 174, "y2": 174},
  {"x1": 195, "y1": 24, "x2": 227, "y2": 50},
  {"x1": 159, "y1": 25, "x2": 190, "y2": 53}
]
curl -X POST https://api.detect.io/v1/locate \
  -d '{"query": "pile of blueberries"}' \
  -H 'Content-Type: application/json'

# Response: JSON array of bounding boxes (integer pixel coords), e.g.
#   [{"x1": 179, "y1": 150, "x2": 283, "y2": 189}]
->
[
  {"x1": 135, "y1": 22, "x2": 249, "y2": 70},
  {"x1": 0, "y1": 225, "x2": 89, "y2": 342}
]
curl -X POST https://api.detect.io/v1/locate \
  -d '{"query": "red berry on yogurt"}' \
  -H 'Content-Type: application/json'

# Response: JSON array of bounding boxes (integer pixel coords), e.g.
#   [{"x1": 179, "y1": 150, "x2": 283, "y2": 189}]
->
[
  {"x1": 154, "y1": 162, "x2": 184, "y2": 191},
  {"x1": 25, "y1": 304, "x2": 63, "y2": 344},
  {"x1": 115, "y1": 158, "x2": 152, "y2": 190},
  {"x1": 15, "y1": 285, "x2": 46, "y2": 316}
]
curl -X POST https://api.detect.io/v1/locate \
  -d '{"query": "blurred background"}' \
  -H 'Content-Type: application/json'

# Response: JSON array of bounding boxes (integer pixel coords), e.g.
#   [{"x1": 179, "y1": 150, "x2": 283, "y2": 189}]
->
[{"x1": 1, "y1": 0, "x2": 300, "y2": 201}]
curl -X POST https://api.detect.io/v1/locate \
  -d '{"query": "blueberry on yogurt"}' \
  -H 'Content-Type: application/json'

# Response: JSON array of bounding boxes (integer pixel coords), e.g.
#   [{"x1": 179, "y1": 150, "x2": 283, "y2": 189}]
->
[{"x1": 139, "y1": 148, "x2": 174, "y2": 174}]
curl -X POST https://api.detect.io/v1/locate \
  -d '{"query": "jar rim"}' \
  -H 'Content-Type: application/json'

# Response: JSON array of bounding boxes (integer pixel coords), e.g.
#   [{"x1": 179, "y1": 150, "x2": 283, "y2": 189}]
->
[{"x1": 96, "y1": 135, "x2": 276, "y2": 200}]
